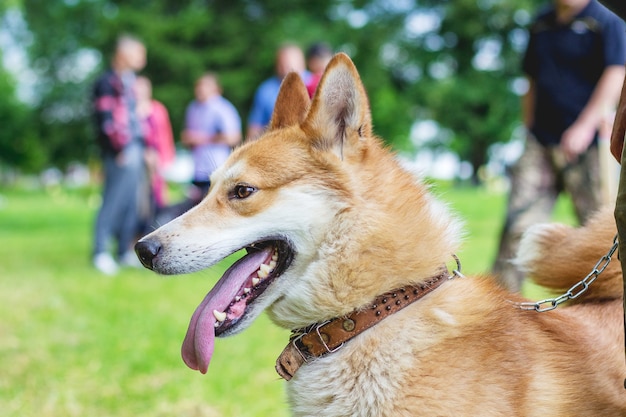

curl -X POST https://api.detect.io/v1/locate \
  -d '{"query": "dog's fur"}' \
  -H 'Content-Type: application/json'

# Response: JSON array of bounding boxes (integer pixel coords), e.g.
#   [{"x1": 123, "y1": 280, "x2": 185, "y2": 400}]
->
[{"x1": 137, "y1": 54, "x2": 626, "y2": 416}]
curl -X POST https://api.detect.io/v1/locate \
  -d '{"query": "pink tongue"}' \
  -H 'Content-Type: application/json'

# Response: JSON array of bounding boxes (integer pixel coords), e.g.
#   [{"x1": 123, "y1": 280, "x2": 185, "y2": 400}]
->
[{"x1": 181, "y1": 247, "x2": 273, "y2": 374}]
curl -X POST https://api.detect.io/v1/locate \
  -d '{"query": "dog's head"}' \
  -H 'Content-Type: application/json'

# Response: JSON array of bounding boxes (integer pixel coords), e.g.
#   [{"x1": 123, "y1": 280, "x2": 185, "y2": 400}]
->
[{"x1": 135, "y1": 53, "x2": 461, "y2": 374}]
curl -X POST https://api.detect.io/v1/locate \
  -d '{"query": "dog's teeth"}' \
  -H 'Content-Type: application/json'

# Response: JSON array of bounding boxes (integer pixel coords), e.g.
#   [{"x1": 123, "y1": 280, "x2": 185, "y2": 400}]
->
[
  {"x1": 243, "y1": 287, "x2": 251, "y2": 294},
  {"x1": 269, "y1": 260, "x2": 277, "y2": 269},
  {"x1": 272, "y1": 253, "x2": 278, "y2": 261},
  {"x1": 235, "y1": 296, "x2": 241, "y2": 302},
  {"x1": 213, "y1": 310, "x2": 227, "y2": 322},
  {"x1": 252, "y1": 277, "x2": 260, "y2": 286},
  {"x1": 258, "y1": 263, "x2": 271, "y2": 278}
]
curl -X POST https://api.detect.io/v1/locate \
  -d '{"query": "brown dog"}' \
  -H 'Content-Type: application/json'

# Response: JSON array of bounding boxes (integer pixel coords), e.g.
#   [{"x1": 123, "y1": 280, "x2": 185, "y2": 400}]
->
[{"x1": 135, "y1": 54, "x2": 626, "y2": 416}]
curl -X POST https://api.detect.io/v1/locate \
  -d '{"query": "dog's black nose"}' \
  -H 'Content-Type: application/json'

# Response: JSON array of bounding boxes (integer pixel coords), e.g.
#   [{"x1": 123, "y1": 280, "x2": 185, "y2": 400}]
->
[{"x1": 134, "y1": 239, "x2": 162, "y2": 270}]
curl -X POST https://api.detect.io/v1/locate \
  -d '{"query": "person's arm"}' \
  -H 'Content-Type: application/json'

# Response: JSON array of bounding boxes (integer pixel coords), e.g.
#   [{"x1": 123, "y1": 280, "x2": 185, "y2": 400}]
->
[
  {"x1": 598, "y1": 0, "x2": 626, "y2": 162},
  {"x1": 610, "y1": 73, "x2": 626, "y2": 161},
  {"x1": 181, "y1": 129, "x2": 209, "y2": 147},
  {"x1": 599, "y1": 0, "x2": 626, "y2": 21},
  {"x1": 561, "y1": 65, "x2": 625, "y2": 161},
  {"x1": 152, "y1": 100, "x2": 176, "y2": 166},
  {"x1": 213, "y1": 131, "x2": 242, "y2": 147},
  {"x1": 93, "y1": 73, "x2": 130, "y2": 154},
  {"x1": 182, "y1": 130, "x2": 242, "y2": 149},
  {"x1": 182, "y1": 128, "x2": 241, "y2": 147},
  {"x1": 246, "y1": 124, "x2": 264, "y2": 142},
  {"x1": 246, "y1": 82, "x2": 269, "y2": 141},
  {"x1": 215, "y1": 102, "x2": 243, "y2": 147},
  {"x1": 180, "y1": 103, "x2": 210, "y2": 148}
]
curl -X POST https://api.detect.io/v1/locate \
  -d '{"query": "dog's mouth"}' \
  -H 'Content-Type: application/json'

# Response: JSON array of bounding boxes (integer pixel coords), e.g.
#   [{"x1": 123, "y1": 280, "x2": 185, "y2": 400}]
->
[{"x1": 181, "y1": 238, "x2": 294, "y2": 374}]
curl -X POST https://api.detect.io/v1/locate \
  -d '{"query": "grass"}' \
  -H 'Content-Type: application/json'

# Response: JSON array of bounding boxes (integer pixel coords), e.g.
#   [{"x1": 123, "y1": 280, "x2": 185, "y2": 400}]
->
[{"x1": 0, "y1": 181, "x2": 576, "y2": 417}]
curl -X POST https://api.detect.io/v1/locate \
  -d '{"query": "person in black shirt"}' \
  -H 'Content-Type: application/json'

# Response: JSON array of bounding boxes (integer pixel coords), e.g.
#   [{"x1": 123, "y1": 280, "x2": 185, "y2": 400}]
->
[{"x1": 493, "y1": 0, "x2": 626, "y2": 291}]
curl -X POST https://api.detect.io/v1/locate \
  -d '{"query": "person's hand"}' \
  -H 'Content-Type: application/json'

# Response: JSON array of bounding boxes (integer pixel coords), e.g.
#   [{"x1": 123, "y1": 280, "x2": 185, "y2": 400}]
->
[
  {"x1": 560, "y1": 121, "x2": 596, "y2": 162},
  {"x1": 115, "y1": 149, "x2": 127, "y2": 166},
  {"x1": 181, "y1": 130, "x2": 207, "y2": 147},
  {"x1": 144, "y1": 148, "x2": 159, "y2": 176}
]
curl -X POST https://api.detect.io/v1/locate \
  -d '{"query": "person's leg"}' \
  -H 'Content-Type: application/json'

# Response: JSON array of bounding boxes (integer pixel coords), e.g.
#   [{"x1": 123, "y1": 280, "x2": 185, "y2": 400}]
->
[
  {"x1": 135, "y1": 163, "x2": 156, "y2": 238},
  {"x1": 563, "y1": 144, "x2": 603, "y2": 224},
  {"x1": 94, "y1": 153, "x2": 134, "y2": 252},
  {"x1": 93, "y1": 154, "x2": 125, "y2": 274},
  {"x1": 493, "y1": 136, "x2": 558, "y2": 291},
  {"x1": 116, "y1": 143, "x2": 146, "y2": 262}
]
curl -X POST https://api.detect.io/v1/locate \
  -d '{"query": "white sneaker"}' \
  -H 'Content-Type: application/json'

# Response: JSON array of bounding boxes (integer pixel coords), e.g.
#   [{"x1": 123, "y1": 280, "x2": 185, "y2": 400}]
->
[
  {"x1": 119, "y1": 251, "x2": 142, "y2": 268},
  {"x1": 93, "y1": 253, "x2": 119, "y2": 276}
]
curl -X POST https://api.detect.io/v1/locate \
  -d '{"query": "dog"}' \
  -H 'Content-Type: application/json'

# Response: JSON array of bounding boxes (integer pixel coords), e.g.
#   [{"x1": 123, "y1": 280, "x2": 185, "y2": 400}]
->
[{"x1": 135, "y1": 53, "x2": 626, "y2": 416}]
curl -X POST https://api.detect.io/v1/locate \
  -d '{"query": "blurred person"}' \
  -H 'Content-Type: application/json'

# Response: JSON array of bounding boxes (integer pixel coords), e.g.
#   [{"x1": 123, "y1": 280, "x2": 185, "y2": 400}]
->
[
  {"x1": 246, "y1": 44, "x2": 310, "y2": 141},
  {"x1": 92, "y1": 34, "x2": 147, "y2": 275},
  {"x1": 182, "y1": 72, "x2": 242, "y2": 200},
  {"x1": 493, "y1": 0, "x2": 626, "y2": 291},
  {"x1": 135, "y1": 76, "x2": 175, "y2": 211},
  {"x1": 305, "y1": 42, "x2": 333, "y2": 97}
]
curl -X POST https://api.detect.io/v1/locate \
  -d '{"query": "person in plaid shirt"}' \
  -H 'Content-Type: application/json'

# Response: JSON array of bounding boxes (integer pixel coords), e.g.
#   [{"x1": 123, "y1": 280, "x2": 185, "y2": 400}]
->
[{"x1": 92, "y1": 35, "x2": 147, "y2": 275}]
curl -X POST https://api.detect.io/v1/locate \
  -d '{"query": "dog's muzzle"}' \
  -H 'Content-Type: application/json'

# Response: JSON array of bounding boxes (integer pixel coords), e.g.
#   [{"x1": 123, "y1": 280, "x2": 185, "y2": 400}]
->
[{"x1": 134, "y1": 239, "x2": 162, "y2": 270}]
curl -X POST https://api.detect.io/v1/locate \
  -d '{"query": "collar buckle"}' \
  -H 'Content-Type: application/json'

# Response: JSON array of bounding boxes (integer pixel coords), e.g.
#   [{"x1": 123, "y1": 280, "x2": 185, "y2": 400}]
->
[{"x1": 316, "y1": 320, "x2": 345, "y2": 354}]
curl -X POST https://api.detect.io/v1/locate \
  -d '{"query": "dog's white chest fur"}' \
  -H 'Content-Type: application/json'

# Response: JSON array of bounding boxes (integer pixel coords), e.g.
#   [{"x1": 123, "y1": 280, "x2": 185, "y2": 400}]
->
[{"x1": 285, "y1": 324, "x2": 421, "y2": 417}]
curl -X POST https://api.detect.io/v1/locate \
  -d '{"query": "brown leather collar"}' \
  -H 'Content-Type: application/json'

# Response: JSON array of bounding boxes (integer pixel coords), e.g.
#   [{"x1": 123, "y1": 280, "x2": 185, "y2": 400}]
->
[{"x1": 275, "y1": 268, "x2": 450, "y2": 380}]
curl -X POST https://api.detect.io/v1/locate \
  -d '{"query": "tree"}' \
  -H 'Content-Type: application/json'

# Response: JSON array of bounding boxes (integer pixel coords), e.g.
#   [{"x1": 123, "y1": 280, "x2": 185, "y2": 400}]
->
[
  {"x1": 7, "y1": 0, "x2": 544, "y2": 180},
  {"x1": 398, "y1": 0, "x2": 542, "y2": 182},
  {"x1": 0, "y1": 9, "x2": 41, "y2": 175},
  {"x1": 0, "y1": 60, "x2": 40, "y2": 172},
  {"x1": 17, "y1": 0, "x2": 348, "y2": 170}
]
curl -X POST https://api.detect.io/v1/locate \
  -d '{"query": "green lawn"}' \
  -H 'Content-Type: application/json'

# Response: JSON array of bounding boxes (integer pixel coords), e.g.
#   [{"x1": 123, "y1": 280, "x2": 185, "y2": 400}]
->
[{"x1": 0, "y1": 182, "x2": 576, "y2": 417}]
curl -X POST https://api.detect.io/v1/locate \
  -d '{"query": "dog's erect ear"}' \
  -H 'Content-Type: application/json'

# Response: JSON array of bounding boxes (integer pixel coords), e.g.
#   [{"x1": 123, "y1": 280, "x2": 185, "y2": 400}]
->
[
  {"x1": 302, "y1": 53, "x2": 372, "y2": 158},
  {"x1": 269, "y1": 72, "x2": 311, "y2": 130}
]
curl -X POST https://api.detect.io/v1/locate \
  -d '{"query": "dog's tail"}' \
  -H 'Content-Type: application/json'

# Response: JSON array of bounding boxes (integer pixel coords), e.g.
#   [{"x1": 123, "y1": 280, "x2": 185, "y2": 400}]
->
[{"x1": 514, "y1": 207, "x2": 623, "y2": 304}]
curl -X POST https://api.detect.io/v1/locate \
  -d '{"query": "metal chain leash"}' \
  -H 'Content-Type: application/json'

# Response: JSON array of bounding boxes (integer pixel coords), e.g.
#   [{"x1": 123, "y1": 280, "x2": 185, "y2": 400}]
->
[{"x1": 514, "y1": 234, "x2": 619, "y2": 312}]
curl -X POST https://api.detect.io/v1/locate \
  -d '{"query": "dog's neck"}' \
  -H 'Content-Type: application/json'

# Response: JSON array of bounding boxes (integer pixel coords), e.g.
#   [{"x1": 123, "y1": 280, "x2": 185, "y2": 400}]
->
[{"x1": 275, "y1": 267, "x2": 450, "y2": 380}]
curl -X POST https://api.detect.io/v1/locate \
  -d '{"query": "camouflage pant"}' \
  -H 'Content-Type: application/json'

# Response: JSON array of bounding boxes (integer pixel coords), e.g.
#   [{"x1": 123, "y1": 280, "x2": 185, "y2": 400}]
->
[
  {"x1": 492, "y1": 135, "x2": 602, "y2": 291},
  {"x1": 615, "y1": 142, "x2": 626, "y2": 348}
]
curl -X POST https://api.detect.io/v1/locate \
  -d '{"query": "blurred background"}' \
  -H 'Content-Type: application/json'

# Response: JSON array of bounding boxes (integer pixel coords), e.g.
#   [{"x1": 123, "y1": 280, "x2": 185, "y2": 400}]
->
[
  {"x1": 0, "y1": 0, "x2": 545, "y2": 186},
  {"x1": 0, "y1": 1, "x2": 584, "y2": 416}
]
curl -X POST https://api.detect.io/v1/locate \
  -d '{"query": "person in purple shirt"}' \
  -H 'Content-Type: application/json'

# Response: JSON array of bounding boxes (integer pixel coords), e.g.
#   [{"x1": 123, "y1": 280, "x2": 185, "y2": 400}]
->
[
  {"x1": 182, "y1": 73, "x2": 242, "y2": 198},
  {"x1": 246, "y1": 44, "x2": 310, "y2": 141}
]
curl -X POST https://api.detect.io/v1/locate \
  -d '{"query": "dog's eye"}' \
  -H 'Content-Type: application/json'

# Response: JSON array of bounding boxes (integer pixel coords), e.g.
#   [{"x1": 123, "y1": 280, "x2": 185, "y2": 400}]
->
[{"x1": 230, "y1": 184, "x2": 257, "y2": 200}]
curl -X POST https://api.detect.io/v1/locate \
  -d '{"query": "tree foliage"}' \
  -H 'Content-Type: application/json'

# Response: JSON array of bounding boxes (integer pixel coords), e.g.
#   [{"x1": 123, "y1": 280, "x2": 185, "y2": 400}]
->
[
  {"x1": 0, "y1": 60, "x2": 41, "y2": 171},
  {"x1": 410, "y1": 0, "x2": 541, "y2": 180},
  {"x1": 2, "y1": 0, "x2": 543, "y2": 179}
]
